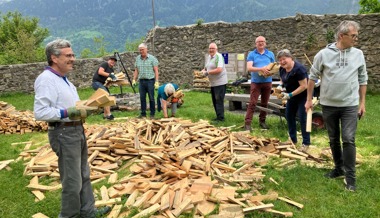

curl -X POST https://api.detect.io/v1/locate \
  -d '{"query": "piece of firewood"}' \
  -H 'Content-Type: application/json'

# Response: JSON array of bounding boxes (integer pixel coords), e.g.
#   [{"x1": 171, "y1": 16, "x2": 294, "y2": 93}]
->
[{"x1": 278, "y1": 197, "x2": 304, "y2": 209}]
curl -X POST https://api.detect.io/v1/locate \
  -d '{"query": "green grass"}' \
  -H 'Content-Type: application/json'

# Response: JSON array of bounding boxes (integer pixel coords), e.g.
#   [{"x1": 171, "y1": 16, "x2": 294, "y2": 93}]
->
[{"x1": 0, "y1": 88, "x2": 379, "y2": 218}]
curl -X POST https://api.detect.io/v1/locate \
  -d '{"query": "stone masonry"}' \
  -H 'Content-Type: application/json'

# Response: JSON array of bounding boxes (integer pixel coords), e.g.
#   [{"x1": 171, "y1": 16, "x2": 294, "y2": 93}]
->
[{"x1": 0, "y1": 13, "x2": 379, "y2": 93}]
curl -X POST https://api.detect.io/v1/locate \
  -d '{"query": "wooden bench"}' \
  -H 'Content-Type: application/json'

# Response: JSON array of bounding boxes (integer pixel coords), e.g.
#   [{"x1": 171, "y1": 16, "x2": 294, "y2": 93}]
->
[{"x1": 224, "y1": 93, "x2": 285, "y2": 115}]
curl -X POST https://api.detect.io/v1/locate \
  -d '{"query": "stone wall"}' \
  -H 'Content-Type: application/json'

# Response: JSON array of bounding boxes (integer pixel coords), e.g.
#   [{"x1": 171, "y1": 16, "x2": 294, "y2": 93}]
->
[{"x1": 0, "y1": 13, "x2": 379, "y2": 94}]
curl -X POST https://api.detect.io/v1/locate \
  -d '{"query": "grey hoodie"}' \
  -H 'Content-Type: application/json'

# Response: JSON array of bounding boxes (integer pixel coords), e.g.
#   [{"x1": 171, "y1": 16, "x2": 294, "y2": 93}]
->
[{"x1": 309, "y1": 43, "x2": 368, "y2": 107}]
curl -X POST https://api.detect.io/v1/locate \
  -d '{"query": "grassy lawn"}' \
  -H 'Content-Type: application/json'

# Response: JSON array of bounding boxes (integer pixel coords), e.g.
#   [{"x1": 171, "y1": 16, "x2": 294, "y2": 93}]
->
[{"x1": 0, "y1": 86, "x2": 379, "y2": 218}]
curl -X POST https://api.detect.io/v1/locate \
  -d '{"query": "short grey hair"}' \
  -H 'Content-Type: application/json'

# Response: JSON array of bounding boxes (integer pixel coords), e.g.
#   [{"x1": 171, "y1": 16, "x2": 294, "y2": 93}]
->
[
  {"x1": 138, "y1": 43, "x2": 148, "y2": 49},
  {"x1": 335, "y1": 20, "x2": 360, "y2": 41},
  {"x1": 277, "y1": 49, "x2": 294, "y2": 60},
  {"x1": 164, "y1": 83, "x2": 175, "y2": 96},
  {"x1": 45, "y1": 39, "x2": 71, "y2": 66}
]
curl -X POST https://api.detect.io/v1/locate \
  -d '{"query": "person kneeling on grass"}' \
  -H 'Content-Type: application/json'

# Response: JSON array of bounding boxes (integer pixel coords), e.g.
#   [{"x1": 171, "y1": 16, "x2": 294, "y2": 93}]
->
[{"x1": 157, "y1": 83, "x2": 183, "y2": 118}]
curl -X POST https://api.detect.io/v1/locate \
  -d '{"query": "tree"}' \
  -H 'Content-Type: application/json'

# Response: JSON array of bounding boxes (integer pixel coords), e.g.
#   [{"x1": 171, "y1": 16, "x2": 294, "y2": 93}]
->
[
  {"x1": 359, "y1": 0, "x2": 380, "y2": 14},
  {"x1": 125, "y1": 37, "x2": 145, "y2": 52},
  {"x1": 0, "y1": 11, "x2": 49, "y2": 65}
]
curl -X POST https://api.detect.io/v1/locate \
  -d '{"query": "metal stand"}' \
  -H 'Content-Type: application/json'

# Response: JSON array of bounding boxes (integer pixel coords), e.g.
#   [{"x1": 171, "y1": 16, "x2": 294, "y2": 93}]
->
[{"x1": 114, "y1": 52, "x2": 136, "y2": 94}]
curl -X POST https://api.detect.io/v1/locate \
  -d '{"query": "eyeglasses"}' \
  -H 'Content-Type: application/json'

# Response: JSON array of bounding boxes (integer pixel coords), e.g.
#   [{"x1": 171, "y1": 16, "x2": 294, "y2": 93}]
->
[
  {"x1": 343, "y1": 33, "x2": 359, "y2": 39},
  {"x1": 62, "y1": 53, "x2": 76, "y2": 58}
]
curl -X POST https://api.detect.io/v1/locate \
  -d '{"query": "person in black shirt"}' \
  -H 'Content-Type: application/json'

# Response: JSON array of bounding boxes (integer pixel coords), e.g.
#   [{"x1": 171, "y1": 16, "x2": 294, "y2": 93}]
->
[
  {"x1": 277, "y1": 49, "x2": 310, "y2": 151},
  {"x1": 92, "y1": 56, "x2": 117, "y2": 120}
]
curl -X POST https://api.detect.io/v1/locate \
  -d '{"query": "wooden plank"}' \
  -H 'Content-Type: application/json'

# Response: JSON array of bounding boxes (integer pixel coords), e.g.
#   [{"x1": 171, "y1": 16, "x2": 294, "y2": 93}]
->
[
  {"x1": 149, "y1": 184, "x2": 170, "y2": 205},
  {"x1": 197, "y1": 200, "x2": 216, "y2": 216},
  {"x1": 280, "y1": 151, "x2": 306, "y2": 160},
  {"x1": 278, "y1": 197, "x2": 304, "y2": 209},
  {"x1": 32, "y1": 213, "x2": 49, "y2": 218},
  {"x1": 124, "y1": 189, "x2": 139, "y2": 206},
  {"x1": 133, "y1": 190, "x2": 154, "y2": 207},
  {"x1": 31, "y1": 190, "x2": 45, "y2": 201},
  {"x1": 131, "y1": 203, "x2": 161, "y2": 218},
  {"x1": 171, "y1": 198, "x2": 192, "y2": 217},
  {"x1": 100, "y1": 185, "x2": 109, "y2": 201},
  {"x1": 107, "y1": 204, "x2": 123, "y2": 218},
  {"x1": 95, "y1": 198, "x2": 121, "y2": 207},
  {"x1": 242, "y1": 204, "x2": 274, "y2": 213}
]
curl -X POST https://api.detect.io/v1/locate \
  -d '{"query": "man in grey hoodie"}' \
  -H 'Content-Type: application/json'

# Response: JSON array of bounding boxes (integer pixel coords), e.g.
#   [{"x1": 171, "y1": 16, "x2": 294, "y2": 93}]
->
[{"x1": 305, "y1": 20, "x2": 368, "y2": 192}]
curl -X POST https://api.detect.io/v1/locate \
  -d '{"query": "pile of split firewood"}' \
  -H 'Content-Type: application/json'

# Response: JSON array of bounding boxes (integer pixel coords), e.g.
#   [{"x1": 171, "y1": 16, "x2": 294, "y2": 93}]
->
[
  {"x1": 193, "y1": 70, "x2": 210, "y2": 92},
  {"x1": 0, "y1": 101, "x2": 47, "y2": 134},
  {"x1": 15, "y1": 117, "x2": 335, "y2": 218}
]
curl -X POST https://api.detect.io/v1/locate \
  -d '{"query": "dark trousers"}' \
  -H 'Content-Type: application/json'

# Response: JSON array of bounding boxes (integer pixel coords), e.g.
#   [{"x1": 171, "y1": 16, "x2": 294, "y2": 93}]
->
[
  {"x1": 48, "y1": 125, "x2": 95, "y2": 218},
  {"x1": 245, "y1": 82, "x2": 272, "y2": 124},
  {"x1": 139, "y1": 79, "x2": 155, "y2": 116},
  {"x1": 285, "y1": 97, "x2": 310, "y2": 145},
  {"x1": 211, "y1": 84, "x2": 226, "y2": 121},
  {"x1": 322, "y1": 105, "x2": 358, "y2": 185}
]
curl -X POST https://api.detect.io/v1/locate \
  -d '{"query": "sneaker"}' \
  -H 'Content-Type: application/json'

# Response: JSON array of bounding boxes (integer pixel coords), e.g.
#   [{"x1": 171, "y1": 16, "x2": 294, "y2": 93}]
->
[
  {"x1": 259, "y1": 122, "x2": 269, "y2": 129},
  {"x1": 103, "y1": 114, "x2": 114, "y2": 120},
  {"x1": 95, "y1": 206, "x2": 111, "y2": 217},
  {"x1": 344, "y1": 179, "x2": 356, "y2": 192},
  {"x1": 324, "y1": 169, "x2": 345, "y2": 179},
  {"x1": 299, "y1": 144, "x2": 310, "y2": 152},
  {"x1": 149, "y1": 115, "x2": 156, "y2": 120},
  {"x1": 212, "y1": 118, "x2": 224, "y2": 122},
  {"x1": 137, "y1": 114, "x2": 146, "y2": 118}
]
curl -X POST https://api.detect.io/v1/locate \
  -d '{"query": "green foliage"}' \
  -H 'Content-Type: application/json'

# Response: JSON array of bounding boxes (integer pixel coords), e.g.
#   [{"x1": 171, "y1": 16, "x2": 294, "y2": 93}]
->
[
  {"x1": 196, "y1": 18, "x2": 204, "y2": 26},
  {"x1": 79, "y1": 36, "x2": 114, "y2": 58},
  {"x1": 305, "y1": 33, "x2": 317, "y2": 50},
  {"x1": 0, "y1": 11, "x2": 49, "y2": 65},
  {"x1": 80, "y1": 48, "x2": 93, "y2": 58},
  {"x1": 125, "y1": 37, "x2": 145, "y2": 52},
  {"x1": 325, "y1": 28, "x2": 335, "y2": 43},
  {"x1": 359, "y1": 0, "x2": 380, "y2": 14}
]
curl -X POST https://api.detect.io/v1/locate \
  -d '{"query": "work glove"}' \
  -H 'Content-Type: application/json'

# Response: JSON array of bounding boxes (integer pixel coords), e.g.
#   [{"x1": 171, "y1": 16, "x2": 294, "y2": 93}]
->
[
  {"x1": 67, "y1": 107, "x2": 95, "y2": 120},
  {"x1": 155, "y1": 81, "x2": 159, "y2": 89},
  {"x1": 132, "y1": 79, "x2": 136, "y2": 86},
  {"x1": 202, "y1": 71, "x2": 209, "y2": 77},
  {"x1": 276, "y1": 85, "x2": 283, "y2": 91},
  {"x1": 282, "y1": 93, "x2": 293, "y2": 100},
  {"x1": 109, "y1": 73, "x2": 117, "y2": 81}
]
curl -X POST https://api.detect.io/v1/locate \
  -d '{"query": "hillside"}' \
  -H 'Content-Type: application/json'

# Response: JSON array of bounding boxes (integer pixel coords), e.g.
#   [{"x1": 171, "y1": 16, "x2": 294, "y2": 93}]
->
[{"x1": 0, "y1": 0, "x2": 360, "y2": 55}]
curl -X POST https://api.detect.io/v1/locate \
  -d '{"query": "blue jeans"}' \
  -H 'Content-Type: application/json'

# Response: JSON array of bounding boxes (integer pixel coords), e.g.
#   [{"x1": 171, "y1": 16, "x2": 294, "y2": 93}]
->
[
  {"x1": 285, "y1": 97, "x2": 310, "y2": 145},
  {"x1": 211, "y1": 84, "x2": 226, "y2": 121},
  {"x1": 91, "y1": 81, "x2": 109, "y2": 93},
  {"x1": 139, "y1": 79, "x2": 155, "y2": 116},
  {"x1": 322, "y1": 105, "x2": 358, "y2": 185},
  {"x1": 48, "y1": 125, "x2": 95, "y2": 218}
]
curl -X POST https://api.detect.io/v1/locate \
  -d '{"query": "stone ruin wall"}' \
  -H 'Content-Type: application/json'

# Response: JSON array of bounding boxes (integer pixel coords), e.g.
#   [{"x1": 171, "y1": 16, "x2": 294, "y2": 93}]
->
[{"x1": 0, "y1": 13, "x2": 379, "y2": 94}]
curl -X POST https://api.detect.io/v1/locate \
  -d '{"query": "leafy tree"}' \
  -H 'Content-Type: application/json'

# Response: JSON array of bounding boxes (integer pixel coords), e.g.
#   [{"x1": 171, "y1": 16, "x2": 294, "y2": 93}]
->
[
  {"x1": 125, "y1": 37, "x2": 144, "y2": 52},
  {"x1": 359, "y1": 0, "x2": 380, "y2": 14},
  {"x1": 80, "y1": 48, "x2": 93, "y2": 58},
  {"x1": 0, "y1": 11, "x2": 49, "y2": 64}
]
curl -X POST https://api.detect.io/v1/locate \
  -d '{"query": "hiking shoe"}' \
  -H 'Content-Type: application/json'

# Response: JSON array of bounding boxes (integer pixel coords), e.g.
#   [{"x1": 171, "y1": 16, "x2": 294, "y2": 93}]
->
[
  {"x1": 324, "y1": 169, "x2": 345, "y2": 179},
  {"x1": 344, "y1": 179, "x2": 356, "y2": 192},
  {"x1": 103, "y1": 114, "x2": 114, "y2": 120},
  {"x1": 95, "y1": 206, "x2": 111, "y2": 217},
  {"x1": 259, "y1": 122, "x2": 269, "y2": 129}
]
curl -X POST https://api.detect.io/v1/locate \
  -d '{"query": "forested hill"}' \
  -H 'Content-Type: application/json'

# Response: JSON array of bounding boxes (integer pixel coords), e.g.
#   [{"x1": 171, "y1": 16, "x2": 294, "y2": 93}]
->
[{"x1": 0, "y1": 0, "x2": 360, "y2": 54}]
